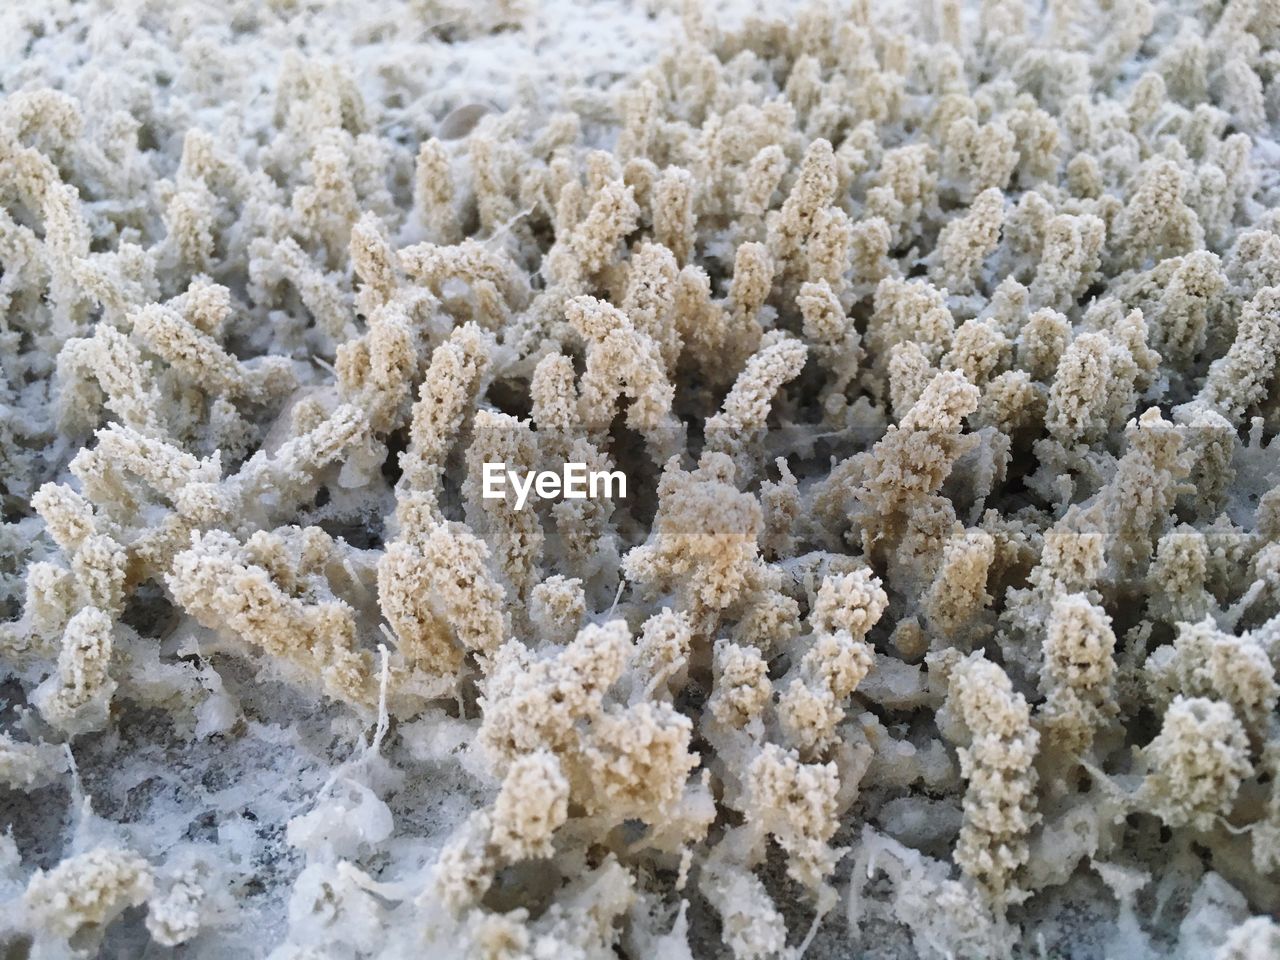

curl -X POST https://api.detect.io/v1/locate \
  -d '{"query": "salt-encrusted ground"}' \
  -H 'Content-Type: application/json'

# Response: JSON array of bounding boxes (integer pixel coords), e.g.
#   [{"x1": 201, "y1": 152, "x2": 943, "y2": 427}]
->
[{"x1": 3, "y1": 1, "x2": 1280, "y2": 958}]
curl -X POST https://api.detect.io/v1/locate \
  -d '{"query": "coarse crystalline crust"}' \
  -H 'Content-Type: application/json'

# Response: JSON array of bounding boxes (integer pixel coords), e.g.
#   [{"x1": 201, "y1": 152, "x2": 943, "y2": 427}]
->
[{"x1": 3, "y1": 0, "x2": 1280, "y2": 958}]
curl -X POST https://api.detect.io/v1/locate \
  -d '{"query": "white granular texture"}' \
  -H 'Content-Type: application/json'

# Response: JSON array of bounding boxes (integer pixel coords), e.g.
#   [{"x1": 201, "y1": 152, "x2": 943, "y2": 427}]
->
[{"x1": 3, "y1": 1, "x2": 1280, "y2": 958}]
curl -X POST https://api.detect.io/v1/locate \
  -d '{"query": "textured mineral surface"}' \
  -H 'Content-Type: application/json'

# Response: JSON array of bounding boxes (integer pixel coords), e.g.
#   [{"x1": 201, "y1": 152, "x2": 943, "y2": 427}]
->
[{"x1": 2, "y1": 1, "x2": 1280, "y2": 957}]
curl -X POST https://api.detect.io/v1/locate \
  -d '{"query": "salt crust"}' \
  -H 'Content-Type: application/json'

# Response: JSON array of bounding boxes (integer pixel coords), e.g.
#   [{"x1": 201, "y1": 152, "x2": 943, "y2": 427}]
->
[{"x1": 3, "y1": 0, "x2": 1280, "y2": 958}]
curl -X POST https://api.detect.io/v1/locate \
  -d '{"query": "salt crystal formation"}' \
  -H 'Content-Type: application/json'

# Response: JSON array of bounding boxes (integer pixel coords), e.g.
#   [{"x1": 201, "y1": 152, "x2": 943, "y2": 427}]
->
[{"x1": 3, "y1": 0, "x2": 1280, "y2": 957}]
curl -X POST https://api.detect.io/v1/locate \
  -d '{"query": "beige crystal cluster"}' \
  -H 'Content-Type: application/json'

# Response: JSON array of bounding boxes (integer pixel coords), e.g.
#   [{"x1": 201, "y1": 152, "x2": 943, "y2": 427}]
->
[{"x1": 2, "y1": 0, "x2": 1280, "y2": 957}]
